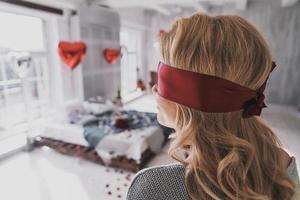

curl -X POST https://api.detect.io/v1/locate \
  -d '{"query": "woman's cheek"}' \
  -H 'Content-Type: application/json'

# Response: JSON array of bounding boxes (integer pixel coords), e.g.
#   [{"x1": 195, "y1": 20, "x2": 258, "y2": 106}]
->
[
  {"x1": 157, "y1": 108, "x2": 170, "y2": 127},
  {"x1": 157, "y1": 112, "x2": 166, "y2": 126},
  {"x1": 156, "y1": 96, "x2": 176, "y2": 128}
]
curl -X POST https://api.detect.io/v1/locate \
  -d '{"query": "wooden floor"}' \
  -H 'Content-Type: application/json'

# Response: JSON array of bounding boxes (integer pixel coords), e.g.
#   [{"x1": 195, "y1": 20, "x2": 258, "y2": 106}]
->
[{"x1": 0, "y1": 103, "x2": 299, "y2": 200}]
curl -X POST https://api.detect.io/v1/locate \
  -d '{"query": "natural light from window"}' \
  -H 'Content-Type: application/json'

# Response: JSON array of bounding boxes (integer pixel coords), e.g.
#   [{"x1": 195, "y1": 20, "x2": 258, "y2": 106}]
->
[
  {"x1": 0, "y1": 11, "x2": 44, "y2": 51},
  {"x1": 0, "y1": 11, "x2": 49, "y2": 143}
]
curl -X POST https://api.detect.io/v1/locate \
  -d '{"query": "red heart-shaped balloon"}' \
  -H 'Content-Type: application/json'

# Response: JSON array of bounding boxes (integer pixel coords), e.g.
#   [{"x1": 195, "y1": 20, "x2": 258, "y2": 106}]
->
[
  {"x1": 103, "y1": 48, "x2": 121, "y2": 64},
  {"x1": 58, "y1": 41, "x2": 87, "y2": 70}
]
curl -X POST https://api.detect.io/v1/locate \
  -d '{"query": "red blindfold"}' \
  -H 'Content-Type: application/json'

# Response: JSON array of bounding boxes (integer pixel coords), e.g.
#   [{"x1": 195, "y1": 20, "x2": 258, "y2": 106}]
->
[{"x1": 157, "y1": 61, "x2": 276, "y2": 118}]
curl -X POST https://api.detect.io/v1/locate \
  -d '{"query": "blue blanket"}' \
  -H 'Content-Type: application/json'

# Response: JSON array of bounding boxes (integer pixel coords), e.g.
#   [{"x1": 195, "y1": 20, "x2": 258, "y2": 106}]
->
[{"x1": 83, "y1": 110, "x2": 159, "y2": 148}]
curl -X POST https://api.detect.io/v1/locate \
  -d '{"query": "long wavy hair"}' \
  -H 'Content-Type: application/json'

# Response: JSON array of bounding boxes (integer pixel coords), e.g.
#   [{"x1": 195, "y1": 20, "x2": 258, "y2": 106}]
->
[{"x1": 160, "y1": 13, "x2": 296, "y2": 200}]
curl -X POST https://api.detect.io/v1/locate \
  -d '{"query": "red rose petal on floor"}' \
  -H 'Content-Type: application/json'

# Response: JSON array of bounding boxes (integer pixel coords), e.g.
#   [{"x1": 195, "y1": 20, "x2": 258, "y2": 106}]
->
[
  {"x1": 105, "y1": 184, "x2": 109, "y2": 188},
  {"x1": 117, "y1": 194, "x2": 122, "y2": 198},
  {"x1": 108, "y1": 191, "x2": 112, "y2": 195}
]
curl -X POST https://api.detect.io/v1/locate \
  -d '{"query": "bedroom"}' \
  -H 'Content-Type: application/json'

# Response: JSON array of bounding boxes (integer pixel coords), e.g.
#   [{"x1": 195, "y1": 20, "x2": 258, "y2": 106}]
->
[{"x1": 0, "y1": 0, "x2": 299, "y2": 199}]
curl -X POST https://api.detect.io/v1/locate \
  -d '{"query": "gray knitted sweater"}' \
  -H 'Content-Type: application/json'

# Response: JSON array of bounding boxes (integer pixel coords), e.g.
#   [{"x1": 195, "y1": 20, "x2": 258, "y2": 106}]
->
[{"x1": 126, "y1": 157, "x2": 300, "y2": 200}]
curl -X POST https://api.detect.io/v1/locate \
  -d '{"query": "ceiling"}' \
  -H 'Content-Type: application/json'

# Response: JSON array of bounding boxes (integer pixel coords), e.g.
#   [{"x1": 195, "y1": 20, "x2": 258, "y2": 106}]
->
[
  {"x1": 94, "y1": 0, "x2": 247, "y2": 15},
  {"x1": 21, "y1": 0, "x2": 300, "y2": 15}
]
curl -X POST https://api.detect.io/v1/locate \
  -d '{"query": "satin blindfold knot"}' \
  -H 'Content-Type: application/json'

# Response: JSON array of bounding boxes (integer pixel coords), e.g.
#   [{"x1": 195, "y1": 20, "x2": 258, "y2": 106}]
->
[
  {"x1": 157, "y1": 62, "x2": 276, "y2": 118},
  {"x1": 242, "y1": 92, "x2": 266, "y2": 118},
  {"x1": 243, "y1": 62, "x2": 276, "y2": 118}
]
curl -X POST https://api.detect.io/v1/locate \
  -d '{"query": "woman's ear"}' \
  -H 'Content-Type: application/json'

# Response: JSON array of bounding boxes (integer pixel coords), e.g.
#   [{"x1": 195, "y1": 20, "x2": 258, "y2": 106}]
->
[{"x1": 151, "y1": 84, "x2": 158, "y2": 95}]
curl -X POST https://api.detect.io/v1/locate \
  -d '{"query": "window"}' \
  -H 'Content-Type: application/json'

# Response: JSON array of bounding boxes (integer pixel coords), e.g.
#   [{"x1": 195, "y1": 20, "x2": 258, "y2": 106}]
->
[
  {"x1": 0, "y1": 12, "x2": 44, "y2": 51},
  {"x1": 120, "y1": 28, "x2": 141, "y2": 97},
  {"x1": 0, "y1": 11, "x2": 49, "y2": 141}
]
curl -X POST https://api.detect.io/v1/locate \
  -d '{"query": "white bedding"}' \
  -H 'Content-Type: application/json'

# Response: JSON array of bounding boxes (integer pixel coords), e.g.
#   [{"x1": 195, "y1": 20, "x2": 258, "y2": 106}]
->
[
  {"x1": 37, "y1": 119, "x2": 164, "y2": 165},
  {"x1": 35, "y1": 96, "x2": 164, "y2": 164},
  {"x1": 95, "y1": 126, "x2": 164, "y2": 164}
]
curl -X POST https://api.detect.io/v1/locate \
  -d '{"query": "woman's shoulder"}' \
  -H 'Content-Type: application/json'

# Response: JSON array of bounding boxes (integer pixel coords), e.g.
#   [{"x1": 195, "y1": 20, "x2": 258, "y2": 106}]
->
[
  {"x1": 287, "y1": 157, "x2": 300, "y2": 200},
  {"x1": 126, "y1": 163, "x2": 190, "y2": 200},
  {"x1": 279, "y1": 148, "x2": 300, "y2": 184},
  {"x1": 126, "y1": 158, "x2": 300, "y2": 200},
  {"x1": 287, "y1": 157, "x2": 300, "y2": 186},
  {"x1": 130, "y1": 162, "x2": 185, "y2": 181},
  {"x1": 278, "y1": 149, "x2": 300, "y2": 186}
]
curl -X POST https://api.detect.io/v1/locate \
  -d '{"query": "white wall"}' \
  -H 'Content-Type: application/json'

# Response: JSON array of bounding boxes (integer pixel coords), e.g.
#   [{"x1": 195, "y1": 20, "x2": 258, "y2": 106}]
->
[
  {"x1": 79, "y1": 6, "x2": 121, "y2": 100},
  {"x1": 210, "y1": 0, "x2": 300, "y2": 107}
]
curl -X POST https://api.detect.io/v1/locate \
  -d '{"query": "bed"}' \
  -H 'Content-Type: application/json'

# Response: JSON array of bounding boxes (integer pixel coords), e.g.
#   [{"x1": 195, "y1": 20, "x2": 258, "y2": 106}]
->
[{"x1": 33, "y1": 95, "x2": 172, "y2": 172}]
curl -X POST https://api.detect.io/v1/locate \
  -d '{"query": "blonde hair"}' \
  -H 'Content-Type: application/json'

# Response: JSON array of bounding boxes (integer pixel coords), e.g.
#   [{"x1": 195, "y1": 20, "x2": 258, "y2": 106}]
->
[{"x1": 160, "y1": 13, "x2": 296, "y2": 200}]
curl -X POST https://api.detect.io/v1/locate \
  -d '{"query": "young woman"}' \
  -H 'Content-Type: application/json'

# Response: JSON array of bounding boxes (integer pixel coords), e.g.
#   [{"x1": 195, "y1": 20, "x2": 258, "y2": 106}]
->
[{"x1": 127, "y1": 13, "x2": 299, "y2": 200}]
